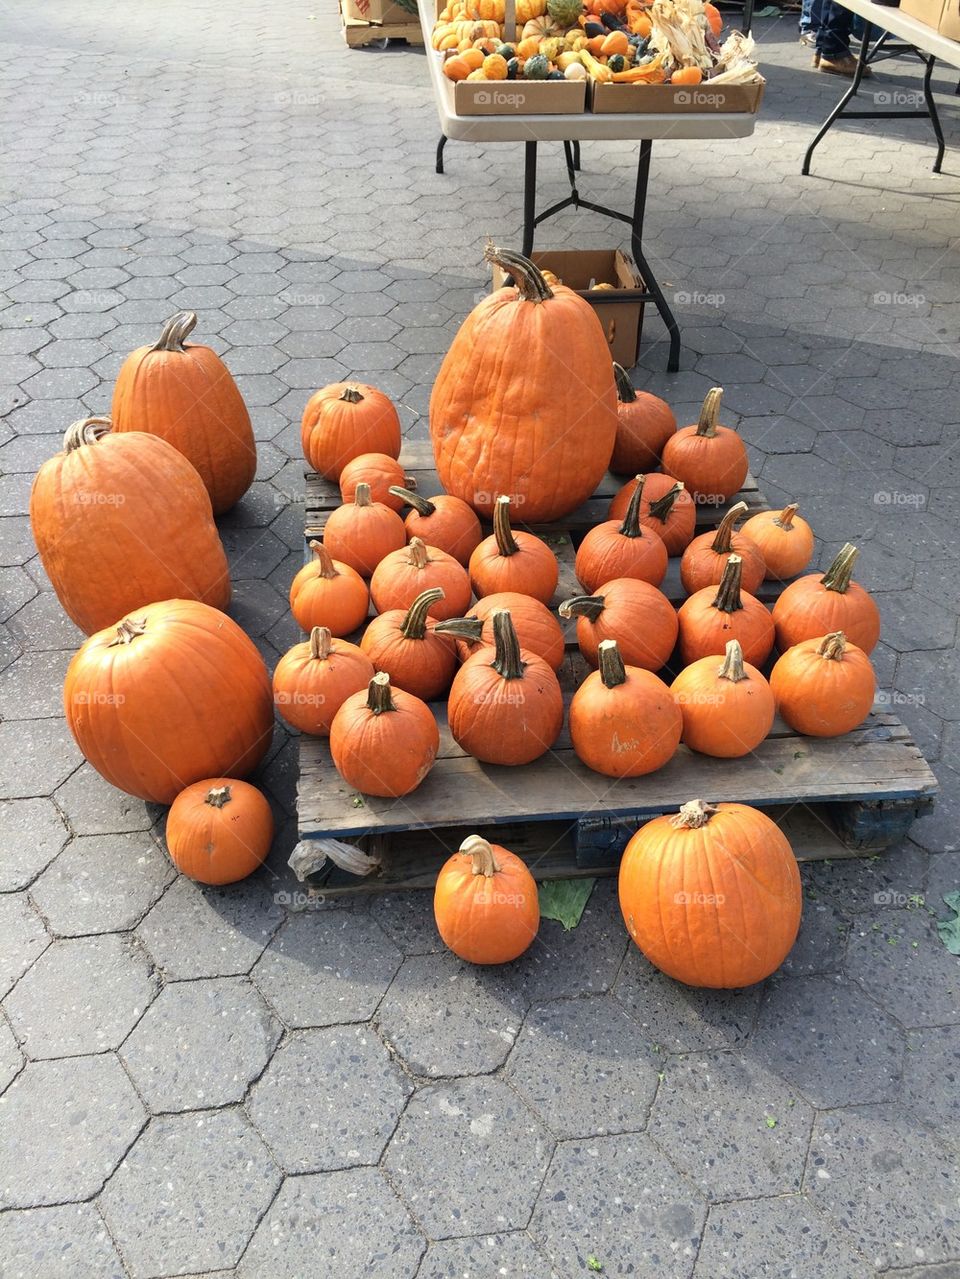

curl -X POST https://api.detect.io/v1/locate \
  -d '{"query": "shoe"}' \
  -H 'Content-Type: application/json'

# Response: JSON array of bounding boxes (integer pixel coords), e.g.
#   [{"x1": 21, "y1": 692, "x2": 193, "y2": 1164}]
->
[
  {"x1": 799, "y1": 30, "x2": 817, "y2": 45},
  {"x1": 810, "y1": 50, "x2": 821, "y2": 66},
  {"x1": 819, "y1": 53, "x2": 871, "y2": 76}
]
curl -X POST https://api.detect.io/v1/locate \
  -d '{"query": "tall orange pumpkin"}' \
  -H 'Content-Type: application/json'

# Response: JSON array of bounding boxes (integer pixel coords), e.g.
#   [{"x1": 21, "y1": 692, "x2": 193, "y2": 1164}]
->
[
  {"x1": 30, "y1": 417, "x2": 231, "y2": 636},
  {"x1": 111, "y1": 312, "x2": 256, "y2": 514},
  {"x1": 301, "y1": 382, "x2": 401, "y2": 481},
  {"x1": 166, "y1": 779, "x2": 274, "y2": 885},
  {"x1": 660, "y1": 387, "x2": 749, "y2": 502},
  {"x1": 608, "y1": 363, "x2": 677, "y2": 475},
  {"x1": 434, "y1": 835, "x2": 540, "y2": 965},
  {"x1": 430, "y1": 246, "x2": 618, "y2": 522}
]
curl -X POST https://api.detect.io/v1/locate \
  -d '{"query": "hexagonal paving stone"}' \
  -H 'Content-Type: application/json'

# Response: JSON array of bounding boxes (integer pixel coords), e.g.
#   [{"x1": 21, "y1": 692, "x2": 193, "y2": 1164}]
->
[
  {"x1": 53, "y1": 762, "x2": 153, "y2": 836},
  {"x1": 693, "y1": 1196, "x2": 871, "y2": 1278},
  {"x1": 803, "y1": 844, "x2": 929, "y2": 913},
  {"x1": 0, "y1": 1055, "x2": 145, "y2": 1208},
  {"x1": 4, "y1": 933, "x2": 157, "y2": 1059},
  {"x1": 0, "y1": 893, "x2": 48, "y2": 998},
  {"x1": 0, "y1": 797, "x2": 69, "y2": 891},
  {"x1": 0, "y1": 1017, "x2": 23, "y2": 1093},
  {"x1": 120, "y1": 976, "x2": 280, "y2": 1114},
  {"x1": 237, "y1": 1167, "x2": 425, "y2": 1278},
  {"x1": 0, "y1": 718, "x2": 81, "y2": 799},
  {"x1": 782, "y1": 893, "x2": 851, "y2": 976},
  {"x1": 370, "y1": 890, "x2": 444, "y2": 956},
  {"x1": 900, "y1": 1024, "x2": 960, "y2": 1148},
  {"x1": 845, "y1": 909, "x2": 960, "y2": 1027},
  {"x1": 385, "y1": 1077, "x2": 553, "y2": 1240},
  {"x1": 530, "y1": 1134, "x2": 707, "y2": 1279},
  {"x1": 31, "y1": 831, "x2": 173, "y2": 936},
  {"x1": 416, "y1": 1233, "x2": 560, "y2": 1278},
  {"x1": 805, "y1": 1105, "x2": 960, "y2": 1270},
  {"x1": 0, "y1": 1203, "x2": 127, "y2": 1278}
]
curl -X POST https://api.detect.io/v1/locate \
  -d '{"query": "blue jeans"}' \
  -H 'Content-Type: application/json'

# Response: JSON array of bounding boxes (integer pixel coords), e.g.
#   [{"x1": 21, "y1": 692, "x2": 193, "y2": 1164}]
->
[{"x1": 815, "y1": 0, "x2": 853, "y2": 56}]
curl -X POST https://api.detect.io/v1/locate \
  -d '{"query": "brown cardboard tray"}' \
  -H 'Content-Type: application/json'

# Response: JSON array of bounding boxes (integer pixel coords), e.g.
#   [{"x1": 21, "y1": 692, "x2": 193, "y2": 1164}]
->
[{"x1": 590, "y1": 79, "x2": 764, "y2": 114}]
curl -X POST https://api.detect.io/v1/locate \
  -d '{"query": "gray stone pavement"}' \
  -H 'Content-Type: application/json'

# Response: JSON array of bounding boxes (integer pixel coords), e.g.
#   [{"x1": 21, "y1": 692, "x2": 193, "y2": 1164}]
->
[{"x1": 1, "y1": 0, "x2": 959, "y2": 1274}]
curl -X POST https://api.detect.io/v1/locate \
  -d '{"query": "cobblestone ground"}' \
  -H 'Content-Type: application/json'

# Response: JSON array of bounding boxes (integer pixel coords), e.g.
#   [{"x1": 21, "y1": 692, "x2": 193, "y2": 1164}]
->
[{"x1": 1, "y1": 1, "x2": 959, "y2": 1275}]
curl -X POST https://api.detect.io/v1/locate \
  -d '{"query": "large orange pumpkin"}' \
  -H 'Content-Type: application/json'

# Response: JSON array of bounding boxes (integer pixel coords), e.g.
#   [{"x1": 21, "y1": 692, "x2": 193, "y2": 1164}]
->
[
  {"x1": 111, "y1": 312, "x2": 256, "y2": 514},
  {"x1": 30, "y1": 417, "x2": 231, "y2": 636},
  {"x1": 360, "y1": 587, "x2": 458, "y2": 701},
  {"x1": 671, "y1": 640, "x2": 775, "y2": 758},
  {"x1": 370, "y1": 537, "x2": 472, "y2": 621},
  {"x1": 64, "y1": 599, "x2": 273, "y2": 804},
  {"x1": 390, "y1": 486, "x2": 483, "y2": 567},
  {"x1": 301, "y1": 382, "x2": 401, "y2": 481},
  {"x1": 680, "y1": 500, "x2": 765, "y2": 596},
  {"x1": 435, "y1": 591, "x2": 565, "y2": 671},
  {"x1": 677, "y1": 553, "x2": 775, "y2": 667},
  {"x1": 770, "y1": 630, "x2": 875, "y2": 736},
  {"x1": 330, "y1": 672, "x2": 439, "y2": 797},
  {"x1": 430, "y1": 246, "x2": 618, "y2": 522},
  {"x1": 772, "y1": 543, "x2": 880, "y2": 654},
  {"x1": 619, "y1": 799, "x2": 802, "y2": 988},
  {"x1": 559, "y1": 577, "x2": 677, "y2": 672},
  {"x1": 574, "y1": 476, "x2": 668, "y2": 593},
  {"x1": 660, "y1": 387, "x2": 749, "y2": 502},
  {"x1": 468, "y1": 496, "x2": 558, "y2": 604},
  {"x1": 273, "y1": 626, "x2": 375, "y2": 735},
  {"x1": 434, "y1": 834, "x2": 540, "y2": 965},
  {"x1": 166, "y1": 779, "x2": 274, "y2": 885},
  {"x1": 289, "y1": 540, "x2": 370, "y2": 637},
  {"x1": 608, "y1": 363, "x2": 677, "y2": 474}
]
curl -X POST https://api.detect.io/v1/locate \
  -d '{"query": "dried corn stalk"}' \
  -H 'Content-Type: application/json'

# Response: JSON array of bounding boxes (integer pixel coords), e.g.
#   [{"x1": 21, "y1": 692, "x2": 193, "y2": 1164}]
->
[
  {"x1": 709, "y1": 30, "x2": 764, "y2": 83},
  {"x1": 648, "y1": 0, "x2": 712, "y2": 70}
]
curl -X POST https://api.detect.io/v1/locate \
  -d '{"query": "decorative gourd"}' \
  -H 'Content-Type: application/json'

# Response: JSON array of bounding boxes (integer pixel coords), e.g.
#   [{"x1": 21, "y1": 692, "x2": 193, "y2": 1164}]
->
[
  {"x1": 447, "y1": 610, "x2": 563, "y2": 765},
  {"x1": 301, "y1": 382, "x2": 401, "y2": 481},
  {"x1": 339, "y1": 453, "x2": 411, "y2": 512},
  {"x1": 569, "y1": 640, "x2": 681, "y2": 778},
  {"x1": 574, "y1": 476, "x2": 668, "y2": 592},
  {"x1": 273, "y1": 626, "x2": 375, "y2": 735},
  {"x1": 289, "y1": 541, "x2": 370, "y2": 637},
  {"x1": 360, "y1": 588, "x2": 457, "y2": 702},
  {"x1": 559, "y1": 578, "x2": 677, "y2": 672},
  {"x1": 430, "y1": 246, "x2": 618, "y2": 522},
  {"x1": 30, "y1": 417, "x2": 231, "y2": 636},
  {"x1": 660, "y1": 387, "x2": 749, "y2": 501},
  {"x1": 680, "y1": 500, "x2": 765, "y2": 595},
  {"x1": 389, "y1": 486, "x2": 483, "y2": 567},
  {"x1": 772, "y1": 544, "x2": 880, "y2": 655},
  {"x1": 64, "y1": 600, "x2": 273, "y2": 804},
  {"x1": 436, "y1": 592, "x2": 565, "y2": 671},
  {"x1": 770, "y1": 631, "x2": 875, "y2": 737},
  {"x1": 609, "y1": 364, "x2": 677, "y2": 474},
  {"x1": 742, "y1": 503, "x2": 814, "y2": 581},
  {"x1": 671, "y1": 640, "x2": 775, "y2": 758},
  {"x1": 434, "y1": 834, "x2": 539, "y2": 964},
  {"x1": 166, "y1": 780, "x2": 273, "y2": 885},
  {"x1": 111, "y1": 312, "x2": 256, "y2": 514},
  {"x1": 322, "y1": 482, "x2": 406, "y2": 577},
  {"x1": 330, "y1": 672, "x2": 439, "y2": 797},
  {"x1": 370, "y1": 537, "x2": 472, "y2": 621},
  {"x1": 677, "y1": 554, "x2": 775, "y2": 666},
  {"x1": 618, "y1": 799, "x2": 802, "y2": 988},
  {"x1": 524, "y1": 53, "x2": 551, "y2": 77},
  {"x1": 469, "y1": 496, "x2": 559, "y2": 604}
]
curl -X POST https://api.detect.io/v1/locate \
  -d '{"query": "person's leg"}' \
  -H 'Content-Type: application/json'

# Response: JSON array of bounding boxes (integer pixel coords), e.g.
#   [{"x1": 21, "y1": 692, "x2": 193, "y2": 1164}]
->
[
  {"x1": 817, "y1": 0, "x2": 852, "y2": 59},
  {"x1": 800, "y1": 0, "x2": 814, "y2": 32}
]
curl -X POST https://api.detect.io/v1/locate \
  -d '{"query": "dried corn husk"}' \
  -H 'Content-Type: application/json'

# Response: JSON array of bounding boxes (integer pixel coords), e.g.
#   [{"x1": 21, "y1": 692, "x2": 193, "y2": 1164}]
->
[{"x1": 709, "y1": 30, "x2": 764, "y2": 83}]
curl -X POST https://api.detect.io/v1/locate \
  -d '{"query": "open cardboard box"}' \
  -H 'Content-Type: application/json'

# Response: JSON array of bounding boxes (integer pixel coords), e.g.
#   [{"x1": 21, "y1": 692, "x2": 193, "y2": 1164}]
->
[
  {"x1": 344, "y1": 0, "x2": 412, "y2": 23},
  {"x1": 591, "y1": 78, "x2": 765, "y2": 114},
  {"x1": 938, "y1": 0, "x2": 960, "y2": 39},
  {"x1": 900, "y1": 0, "x2": 946, "y2": 26}
]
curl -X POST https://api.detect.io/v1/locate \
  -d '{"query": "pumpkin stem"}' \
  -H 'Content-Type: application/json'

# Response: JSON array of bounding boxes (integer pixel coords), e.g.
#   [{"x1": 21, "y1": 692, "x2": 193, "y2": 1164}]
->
[
  {"x1": 366, "y1": 672, "x2": 397, "y2": 715},
  {"x1": 406, "y1": 538, "x2": 430, "y2": 570},
  {"x1": 818, "y1": 630, "x2": 848, "y2": 660},
  {"x1": 461, "y1": 833, "x2": 500, "y2": 878},
  {"x1": 774, "y1": 502, "x2": 799, "y2": 531},
  {"x1": 597, "y1": 639, "x2": 627, "y2": 688},
  {"x1": 63, "y1": 416, "x2": 112, "y2": 452},
  {"x1": 339, "y1": 385, "x2": 364, "y2": 404},
  {"x1": 151, "y1": 311, "x2": 198, "y2": 352},
  {"x1": 308, "y1": 540, "x2": 338, "y2": 579},
  {"x1": 354, "y1": 482, "x2": 372, "y2": 509},
  {"x1": 711, "y1": 555, "x2": 744, "y2": 614},
  {"x1": 493, "y1": 496, "x2": 520, "y2": 557},
  {"x1": 490, "y1": 609, "x2": 525, "y2": 680},
  {"x1": 400, "y1": 588, "x2": 445, "y2": 640},
  {"x1": 617, "y1": 475, "x2": 647, "y2": 539},
  {"x1": 205, "y1": 785, "x2": 232, "y2": 809},
  {"x1": 389, "y1": 486, "x2": 435, "y2": 518},
  {"x1": 309, "y1": 626, "x2": 333, "y2": 660},
  {"x1": 559, "y1": 594, "x2": 605, "y2": 622},
  {"x1": 613, "y1": 363, "x2": 637, "y2": 404},
  {"x1": 709, "y1": 500, "x2": 748, "y2": 554},
  {"x1": 717, "y1": 639, "x2": 748, "y2": 682},
  {"x1": 108, "y1": 616, "x2": 148, "y2": 646},
  {"x1": 670, "y1": 798, "x2": 720, "y2": 829},
  {"x1": 820, "y1": 543, "x2": 858, "y2": 594},
  {"x1": 483, "y1": 243, "x2": 553, "y2": 303},
  {"x1": 695, "y1": 387, "x2": 724, "y2": 438},
  {"x1": 434, "y1": 615, "x2": 484, "y2": 643},
  {"x1": 647, "y1": 481, "x2": 685, "y2": 525}
]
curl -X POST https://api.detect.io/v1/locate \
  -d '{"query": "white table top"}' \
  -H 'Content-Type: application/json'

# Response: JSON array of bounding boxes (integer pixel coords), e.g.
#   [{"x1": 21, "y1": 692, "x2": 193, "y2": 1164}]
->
[{"x1": 839, "y1": 0, "x2": 960, "y2": 69}]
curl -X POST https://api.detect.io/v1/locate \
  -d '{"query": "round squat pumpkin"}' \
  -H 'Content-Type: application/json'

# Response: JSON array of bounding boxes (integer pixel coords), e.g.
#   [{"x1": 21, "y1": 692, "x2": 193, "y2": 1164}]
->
[
  {"x1": 742, "y1": 503, "x2": 814, "y2": 581},
  {"x1": 322, "y1": 482, "x2": 406, "y2": 577},
  {"x1": 436, "y1": 591, "x2": 565, "y2": 672},
  {"x1": 370, "y1": 537, "x2": 472, "y2": 621},
  {"x1": 273, "y1": 626, "x2": 375, "y2": 736},
  {"x1": 574, "y1": 475, "x2": 668, "y2": 593},
  {"x1": 772, "y1": 543, "x2": 880, "y2": 655},
  {"x1": 770, "y1": 630, "x2": 875, "y2": 737},
  {"x1": 301, "y1": 382, "x2": 401, "y2": 481},
  {"x1": 434, "y1": 834, "x2": 540, "y2": 964},
  {"x1": 677, "y1": 553, "x2": 775, "y2": 667},
  {"x1": 671, "y1": 639, "x2": 775, "y2": 758},
  {"x1": 289, "y1": 541, "x2": 370, "y2": 637},
  {"x1": 167, "y1": 779, "x2": 274, "y2": 885},
  {"x1": 660, "y1": 386, "x2": 749, "y2": 502},
  {"x1": 560, "y1": 578, "x2": 677, "y2": 672},
  {"x1": 360, "y1": 587, "x2": 458, "y2": 701},
  {"x1": 330, "y1": 672, "x2": 439, "y2": 797},
  {"x1": 469, "y1": 495, "x2": 558, "y2": 604},
  {"x1": 389, "y1": 486, "x2": 483, "y2": 567}
]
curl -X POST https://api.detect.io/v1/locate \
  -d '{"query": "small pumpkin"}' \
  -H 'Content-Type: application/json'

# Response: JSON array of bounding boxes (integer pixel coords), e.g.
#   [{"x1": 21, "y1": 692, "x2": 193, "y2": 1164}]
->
[
  {"x1": 772, "y1": 543, "x2": 880, "y2": 655},
  {"x1": 435, "y1": 591, "x2": 565, "y2": 671},
  {"x1": 339, "y1": 453, "x2": 412, "y2": 512},
  {"x1": 370, "y1": 537, "x2": 472, "y2": 621},
  {"x1": 619, "y1": 799, "x2": 802, "y2": 988},
  {"x1": 322, "y1": 482, "x2": 406, "y2": 577},
  {"x1": 166, "y1": 779, "x2": 273, "y2": 885},
  {"x1": 389, "y1": 486, "x2": 483, "y2": 567},
  {"x1": 330, "y1": 672, "x2": 439, "y2": 797},
  {"x1": 770, "y1": 631, "x2": 875, "y2": 737},
  {"x1": 469, "y1": 496, "x2": 559, "y2": 605},
  {"x1": 608, "y1": 363, "x2": 677, "y2": 475},
  {"x1": 671, "y1": 639, "x2": 775, "y2": 758},
  {"x1": 742, "y1": 503, "x2": 814, "y2": 581},
  {"x1": 569, "y1": 640, "x2": 681, "y2": 778},
  {"x1": 301, "y1": 383, "x2": 401, "y2": 481},
  {"x1": 574, "y1": 476, "x2": 668, "y2": 593},
  {"x1": 559, "y1": 577, "x2": 677, "y2": 672},
  {"x1": 677, "y1": 553, "x2": 775, "y2": 667},
  {"x1": 447, "y1": 609, "x2": 563, "y2": 765},
  {"x1": 671, "y1": 65, "x2": 703, "y2": 84},
  {"x1": 273, "y1": 626, "x2": 375, "y2": 736},
  {"x1": 660, "y1": 387, "x2": 749, "y2": 502},
  {"x1": 434, "y1": 834, "x2": 539, "y2": 965},
  {"x1": 360, "y1": 587, "x2": 457, "y2": 702},
  {"x1": 608, "y1": 472, "x2": 696, "y2": 555},
  {"x1": 680, "y1": 500, "x2": 765, "y2": 596},
  {"x1": 290, "y1": 540, "x2": 370, "y2": 637}
]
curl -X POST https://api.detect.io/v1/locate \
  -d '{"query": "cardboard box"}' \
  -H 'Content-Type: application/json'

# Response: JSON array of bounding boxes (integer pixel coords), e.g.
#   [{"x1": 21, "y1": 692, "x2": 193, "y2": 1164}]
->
[
  {"x1": 939, "y1": 0, "x2": 960, "y2": 39},
  {"x1": 344, "y1": 0, "x2": 412, "y2": 24},
  {"x1": 899, "y1": 0, "x2": 946, "y2": 26},
  {"x1": 591, "y1": 79, "x2": 764, "y2": 114},
  {"x1": 491, "y1": 249, "x2": 646, "y2": 367},
  {"x1": 450, "y1": 78, "x2": 586, "y2": 115}
]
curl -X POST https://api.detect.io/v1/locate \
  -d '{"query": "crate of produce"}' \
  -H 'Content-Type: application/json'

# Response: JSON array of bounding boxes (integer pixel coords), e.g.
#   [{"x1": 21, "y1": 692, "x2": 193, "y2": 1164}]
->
[{"x1": 340, "y1": 0, "x2": 424, "y2": 45}]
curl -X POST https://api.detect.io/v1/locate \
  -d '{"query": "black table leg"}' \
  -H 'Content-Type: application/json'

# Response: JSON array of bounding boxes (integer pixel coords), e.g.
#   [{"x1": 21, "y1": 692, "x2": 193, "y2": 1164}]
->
[
  {"x1": 802, "y1": 20, "x2": 873, "y2": 175},
  {"x1": 562, "y1": 141, "x2": 579, "y2": 195},
  {"x1": 922, "y1": 55, "x2": 946, "y2": 173},
  {"x1": 572, "y1": 139, "x2": 581, "y2": 171},
  {"x1": 630, "y1": 141, "x2": 680, "y2": 372},
  {"x1": 522, "y1": 141, "x2": 538, "y2": 258},
  {"x1": 436, "y1": 134, "x2": 447, "y2": 175}
]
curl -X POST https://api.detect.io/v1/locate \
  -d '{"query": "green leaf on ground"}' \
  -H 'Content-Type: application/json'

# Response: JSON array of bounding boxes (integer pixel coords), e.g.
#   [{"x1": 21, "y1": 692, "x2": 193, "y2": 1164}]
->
[
  {"x1": 587, "y1": 1258, "x2": 603, "y2": 1273},
  {"x1": 937, "y1": 891, "x2": 960, "y2": 955},
  {"x1": 539, "y1": 879, "x2": 594, "y2": 930}
]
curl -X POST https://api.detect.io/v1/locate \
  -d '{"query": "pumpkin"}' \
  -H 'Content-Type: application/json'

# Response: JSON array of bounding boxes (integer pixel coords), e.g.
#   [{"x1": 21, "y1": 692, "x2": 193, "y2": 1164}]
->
[
  {"x1": 166, "y1": 779, "x2": 273, "y2": 885},
  {"x1": 671, "y1": 65, "x2": 703, "y2": 84},
  {"x1": 704, "y1": 1, "x2": 722, "y2": 34},
  {"x1": 339, "y1": 453, "x2": 412, "y2": 512},
  {"x1": 569, "y1": 640, "x2": 681, "y2": 778},
  {"x1": 273, "y1": 626, "x2": 375, "y2": 735},
  {"x1": 772, "y1": 544, "x2": 880, "y2": 654},
  {"x1": 434, "y1": 834, "x2": 539, "y2": 965},
  {"x1": 289, "y1": 540, "x2": 370, "y2": 637},
  {"x1": 111, "y1": 312, "x2": 256, "y2": 515},
  {"x1": 770, "y1": 631, "x2": 875, "y2": 737},
  {"x1": 430, "y1": 245, "x2": 618, "y2": 522},
  {"x1": 559, "y1": 578, "x2": 677, "y2": 672},
  {"x1": 677, "y1": 553, "x2": 775, "y2": 666},
  {"x1": 608, "y1": 363, "x2": 677, "y2": 474},
  {"x1": 469, "y1": 496, "x2": 558, "y2": 604},
  {"x1": 370, "y1": 537, "x2": 472, "y2": 621},
  {"x1": 609, "y1": 473, "x2": 696, "y2": 555},
  {"x1": 574, "y1": 476, "x2": 668, "y2": 593},
  {"x1": 671, "y1": 639, "x2": 775, "y2": 758},
  {"x1": 30, "y1": 417, "x2": 231, "y2": 636},
  {"x1": 619, "y1": 799, "x2": 802, "y2": 988},
  {"x1": 330, "y1": 672, "x2": 439, "y2": 797},
  {"x1": 360, "y1": 587, "x2": 457, "y2": 701},
  {"x1": 680, "y1": 500, "x2": 765, "y2": 596},
  {"x1": 435, "y1": 591, "x2": 565, "y2": 671},
  {"x1": 389, "y1": 486, "x2": 483, "y2": 567},
  {"x1": 660, "y1": 387, "x2": 749, "y2": 502},
  {"x1": 64, "y1": 599, "x2": 273, "y2": 804},
  {"x1": 301, "y1": 382, "x2": 401, "y2": 481},
  {"x1": 322, "y1": 482, "x2": 406, "y2": 577},
  {"x1": 742, "y1": 503, "x2": 814, "y2": 581},
  {"x1": 447, "y1": 609, "x2": 563, "y2": 765}
]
